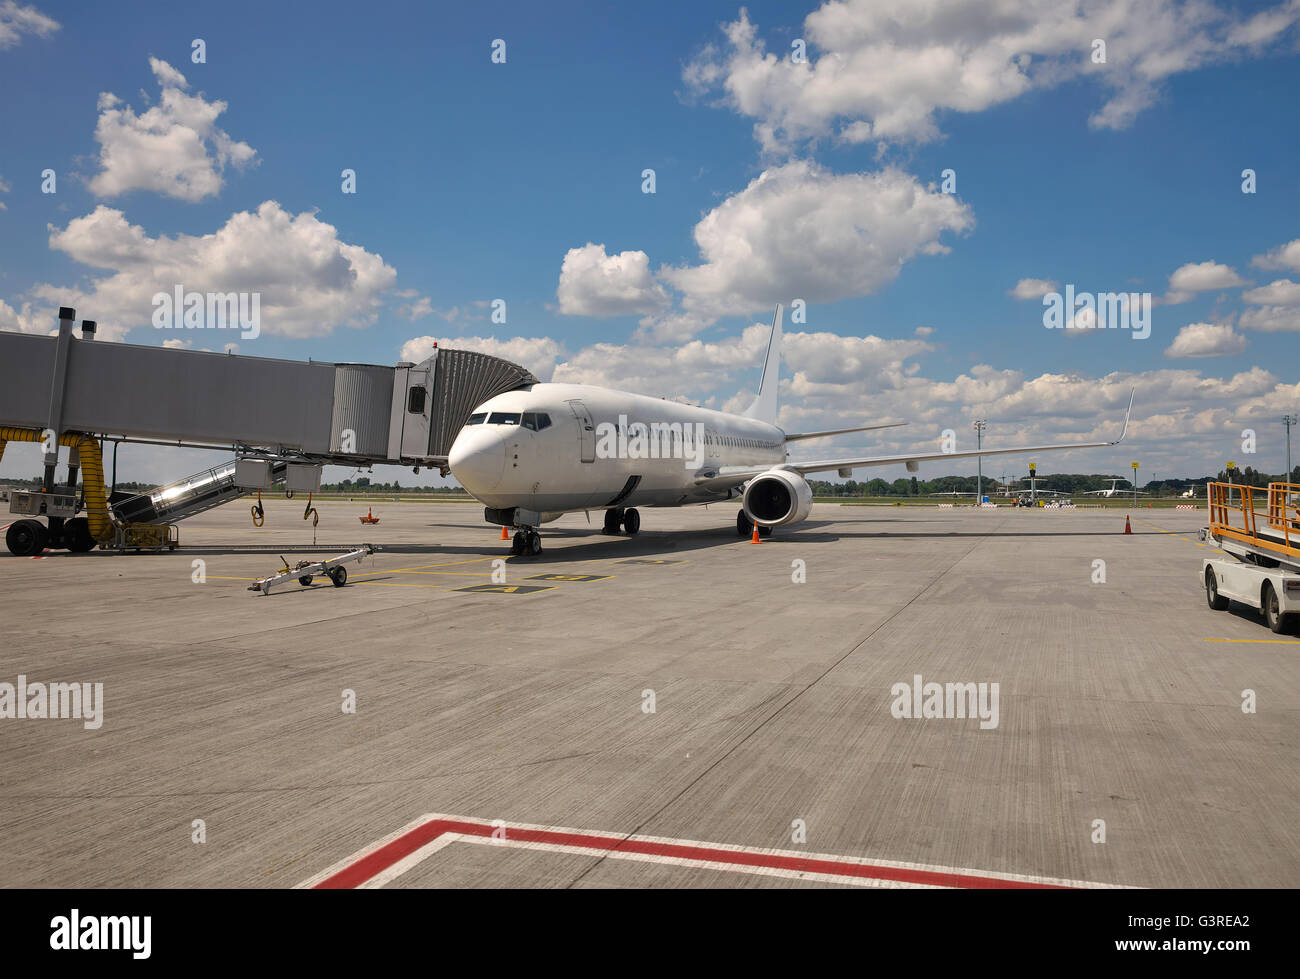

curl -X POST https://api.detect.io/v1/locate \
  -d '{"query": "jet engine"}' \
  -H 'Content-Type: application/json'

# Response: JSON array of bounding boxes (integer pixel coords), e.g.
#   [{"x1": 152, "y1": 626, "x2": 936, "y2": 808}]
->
[{"x1": 742, "y1": 469, "x2": 813, "y2": 527}]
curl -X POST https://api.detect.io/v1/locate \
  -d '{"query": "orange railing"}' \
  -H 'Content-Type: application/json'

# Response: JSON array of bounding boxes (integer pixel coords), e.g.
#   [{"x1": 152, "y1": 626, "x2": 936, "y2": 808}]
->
[{"x1": 1207, "y1": 481, "x2": 1300, "y2": 560}]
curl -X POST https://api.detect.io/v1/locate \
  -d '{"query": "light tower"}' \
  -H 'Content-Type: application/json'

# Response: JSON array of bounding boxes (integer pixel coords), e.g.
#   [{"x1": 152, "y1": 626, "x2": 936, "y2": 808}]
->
[
  {"x1": 1285, "y1": 414, "x2": 1297, "y2": 483},
  {"x1": 973, "y1": 419, "x2": 987, "y2": 504}
]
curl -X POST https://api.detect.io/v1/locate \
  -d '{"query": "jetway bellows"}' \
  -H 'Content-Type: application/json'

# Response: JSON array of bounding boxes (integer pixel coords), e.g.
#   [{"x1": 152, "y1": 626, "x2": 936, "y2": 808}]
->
[{"x1": 425, "y1": 348, "x2": 539, "y2": 458}]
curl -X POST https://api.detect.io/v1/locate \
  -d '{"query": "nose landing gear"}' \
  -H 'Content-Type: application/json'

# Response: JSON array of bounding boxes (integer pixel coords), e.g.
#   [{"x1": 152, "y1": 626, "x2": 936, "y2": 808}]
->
[{"x1": 736, "y1": 511, "x2": 772, "y2": 538}]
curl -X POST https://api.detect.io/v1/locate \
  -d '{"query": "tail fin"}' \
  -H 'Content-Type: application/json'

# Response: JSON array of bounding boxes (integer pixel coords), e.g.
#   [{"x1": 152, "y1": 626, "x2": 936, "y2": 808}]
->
[{"x1": 744, "y1": 304, "x2": 782, "y2": 424}]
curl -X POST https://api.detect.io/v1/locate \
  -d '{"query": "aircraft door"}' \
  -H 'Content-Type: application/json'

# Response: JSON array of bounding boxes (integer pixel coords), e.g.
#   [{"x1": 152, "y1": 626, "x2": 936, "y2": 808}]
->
[{"x1": 567, "y1": 399, "x2": 597, "y2": 463}]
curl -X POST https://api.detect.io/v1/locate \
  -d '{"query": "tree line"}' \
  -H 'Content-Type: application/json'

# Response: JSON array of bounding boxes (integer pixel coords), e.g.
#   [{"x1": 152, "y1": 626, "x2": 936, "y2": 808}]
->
[{"x1": 808, "y1": 467, "x2": 1300, "y2": 498}]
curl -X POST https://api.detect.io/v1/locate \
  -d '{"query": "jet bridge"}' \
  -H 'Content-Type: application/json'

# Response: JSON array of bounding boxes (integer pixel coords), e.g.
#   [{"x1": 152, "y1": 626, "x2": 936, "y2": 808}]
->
[{"x1": 0, "y1": 307, "x2": 537, "y2": 555}]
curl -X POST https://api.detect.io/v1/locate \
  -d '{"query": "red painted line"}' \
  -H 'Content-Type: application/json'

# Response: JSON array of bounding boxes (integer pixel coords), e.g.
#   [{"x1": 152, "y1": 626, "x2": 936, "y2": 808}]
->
[{"x1": 314, "y1": 818, "x2": 1064, "y2": 889}]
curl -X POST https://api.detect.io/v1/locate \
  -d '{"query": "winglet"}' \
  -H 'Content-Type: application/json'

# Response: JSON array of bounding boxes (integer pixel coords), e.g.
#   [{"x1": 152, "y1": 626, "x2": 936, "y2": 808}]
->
[
  {"x1": 744, "y1": 304, "x2": 783, "y2": 425},
  {"x1": 1111, "y1": 388, "x2": 1135, "y2": 445}
]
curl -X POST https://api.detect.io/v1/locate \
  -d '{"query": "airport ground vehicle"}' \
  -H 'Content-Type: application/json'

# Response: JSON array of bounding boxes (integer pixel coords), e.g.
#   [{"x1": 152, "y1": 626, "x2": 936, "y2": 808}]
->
[{"x1": 1201, "y1": 481, "x2": 1300, "y2": 634}]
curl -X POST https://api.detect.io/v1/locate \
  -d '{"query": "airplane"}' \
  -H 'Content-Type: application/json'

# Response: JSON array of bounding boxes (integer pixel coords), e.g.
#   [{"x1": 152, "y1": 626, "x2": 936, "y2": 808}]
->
[
  {"x1": 448, "y1": 305, "x2": 1135, "y2": 555},
  {"x1": 1084, "y1": 478, "x2": 1147, "y2": 498}
]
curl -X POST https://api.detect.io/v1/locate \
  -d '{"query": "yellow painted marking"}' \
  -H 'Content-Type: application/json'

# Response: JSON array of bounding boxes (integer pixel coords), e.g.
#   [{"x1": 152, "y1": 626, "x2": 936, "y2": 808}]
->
[
  {"x1": 386, "y1": 556, "x2": 496, "y2": 573},
  {"x1": 525, "y1": 573, "x2": 612, "y2": 582},
  {"x1": 453, "y1": 583, "x2": 555, "y2": 595},
  {"x1": 386, "y1": 569, "x2": 494, "y2": 576},
  {"x1": 1204, "y1": 638, "x2": 1300, "y2": 645}
]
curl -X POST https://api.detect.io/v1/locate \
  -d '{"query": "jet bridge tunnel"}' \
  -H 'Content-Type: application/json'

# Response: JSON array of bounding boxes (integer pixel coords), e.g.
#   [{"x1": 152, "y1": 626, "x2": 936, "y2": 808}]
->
[{"x1": 0, "y1": 307, "x2": 537, "y2": 555}]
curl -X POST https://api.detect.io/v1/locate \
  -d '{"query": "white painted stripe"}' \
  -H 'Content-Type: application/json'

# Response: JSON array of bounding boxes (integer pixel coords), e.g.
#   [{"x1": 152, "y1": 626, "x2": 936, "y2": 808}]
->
[
  {"x1": 452, "y1": 835, "x2": 939, "y2": 888},
  {"x1": 293, "y1": 812, "x2": 436, "y2": 889},
  {"x1": 300, "y1": 812, "x2": 1130, "y2": 889},
  {"x1": 358, "y1": 833, "x2": 461, "y2": 889}
]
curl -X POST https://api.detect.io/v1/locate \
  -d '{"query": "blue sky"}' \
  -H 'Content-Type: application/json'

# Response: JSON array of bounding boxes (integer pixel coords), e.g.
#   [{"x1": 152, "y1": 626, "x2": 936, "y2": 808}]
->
[{"x1": 1, "y1": 0, "x2": 1298, "y2": 483}]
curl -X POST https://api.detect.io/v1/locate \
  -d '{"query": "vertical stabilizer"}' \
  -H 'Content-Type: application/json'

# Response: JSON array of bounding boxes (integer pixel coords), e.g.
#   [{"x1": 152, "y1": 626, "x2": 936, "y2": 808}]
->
[{"x1": 744, "y1": 304, "x2": 782, "y2": 424}]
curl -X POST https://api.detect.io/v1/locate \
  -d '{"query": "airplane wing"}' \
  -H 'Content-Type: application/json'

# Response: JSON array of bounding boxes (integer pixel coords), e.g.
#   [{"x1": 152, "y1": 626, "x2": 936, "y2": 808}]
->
[
  {"x1": 783, "y1": 422, "x2": 907, "y2": 442},
  {"x1": 695, "y1": 390, "x2": 1134, "y2": 492}
]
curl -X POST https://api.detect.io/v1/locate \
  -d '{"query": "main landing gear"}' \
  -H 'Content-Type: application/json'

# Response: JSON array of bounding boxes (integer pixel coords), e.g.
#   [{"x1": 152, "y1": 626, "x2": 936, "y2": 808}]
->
[
  {"x1": 602, "y1": 507, "x2": 640, "y2": 536},
  {"x1": 511, "y1": 529, "x2": 543, "y2": 556},
  {"x1": 736, "y1": 511, "x2": 772, "y2": 538}
]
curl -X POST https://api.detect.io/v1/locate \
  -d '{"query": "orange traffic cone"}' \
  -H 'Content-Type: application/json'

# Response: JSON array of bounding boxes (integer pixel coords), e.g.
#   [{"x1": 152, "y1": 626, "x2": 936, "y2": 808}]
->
[
  {"x1": 1123, "y1": 515, "x2": 1132, "y2": 535},
  {"x1": 751, "y1": 523, "x2": 761, "y2": 544},
  {"x1": 500, "y1": 526, "x2": 509, "y2": 540}
]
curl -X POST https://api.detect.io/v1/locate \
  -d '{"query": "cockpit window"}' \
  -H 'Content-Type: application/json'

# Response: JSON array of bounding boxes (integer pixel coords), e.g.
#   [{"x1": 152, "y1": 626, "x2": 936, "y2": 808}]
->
[
  {"x1": 465, "y1": 412, "x2": 487, "y2": 425},
  {"x1": 521, "y1": 412, "x2": 553, "y2": 431},
  {"x1": 487, "y1": 411, "x2": 521, "y2": 425},
  {"x1": 536, "y1": 413, "x2": 551, "y2": 430}
]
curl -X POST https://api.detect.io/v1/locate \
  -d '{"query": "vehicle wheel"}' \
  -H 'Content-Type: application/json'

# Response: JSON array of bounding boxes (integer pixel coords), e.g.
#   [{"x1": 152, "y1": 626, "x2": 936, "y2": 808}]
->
[
  {"x1": 1205, "y1": 568, "x2": 1229, "y2": 611},
  {"x1": 759, "y1": 524, "x2": 772, "y2": 538},
  {"x1": 528, "y1": 531, "x2": 542, "y2": 556},
  {"x1": 5, "y1": 519, "x2": 44, "y2": 557},
  {"x1": 736, "y1": 511, "x2": 751, "y2": 537},
  {"x1": 65, "y1": 517, "x2": 95, "y2": 553},
  {"x1": 1263, "y1": 583, "x2": 1288, "y2": 634},
  {"x1": 511, "y1": 531, "x2": 525, "y2": 555},
  {"x1": 330, "y1": 566, "x2": 347, "y2": 587},
  {"x1": 603, "y1": 509, "x2": 622, "y2": 534},
  {"x1": 298, "y1": 575, "x2": 312, "y2": 586},
  {"x1": 623, "y1": 508, "x2": 640, "y2": 535}
]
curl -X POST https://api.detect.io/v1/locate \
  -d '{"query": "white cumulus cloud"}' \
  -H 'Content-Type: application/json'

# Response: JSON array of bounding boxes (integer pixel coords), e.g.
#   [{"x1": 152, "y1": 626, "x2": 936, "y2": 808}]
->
[
  {"x1": 683, "y1": 1, "x2": 1300, "y2": 153},
  {"x1": 1008, "y1": 278, "x2": 1058, "y2": 300},
  {"x1": 1164, "y1": 322, "x2": 1248, "y2": 358},
  {"x1": 1251, "y1": 238, "x2": 1300, "y2": 273},
  {"x1": 11, "y1": 201, "x2": 396, "y2": 341},
  {"x1": 556, "y1": 243, "x2": 670, "y2": 317},
  {"x1": 1162, "y1": 260, "x2": 1248, "y2": 304},
  {"x1": 0, "y1": 1, "x2": 58, "y2": 48},
  {"x1": 658, "y1": 161, "x2": 973, "y2": 322},
  {"x1": 87, "y1": 58, "x2": 257, "y2": 202}
]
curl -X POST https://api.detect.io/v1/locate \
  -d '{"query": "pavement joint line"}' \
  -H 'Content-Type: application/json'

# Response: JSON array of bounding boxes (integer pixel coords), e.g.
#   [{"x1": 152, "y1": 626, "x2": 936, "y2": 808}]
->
[{"x1": 562, "y1": 515, "x2": 1008, "y2": 889}]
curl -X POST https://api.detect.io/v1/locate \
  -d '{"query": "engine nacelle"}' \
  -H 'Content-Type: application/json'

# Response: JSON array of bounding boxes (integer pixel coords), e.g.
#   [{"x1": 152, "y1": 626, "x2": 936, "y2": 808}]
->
[{"x1": 743, "y1": 469, "x2": 813, "y2": 527}]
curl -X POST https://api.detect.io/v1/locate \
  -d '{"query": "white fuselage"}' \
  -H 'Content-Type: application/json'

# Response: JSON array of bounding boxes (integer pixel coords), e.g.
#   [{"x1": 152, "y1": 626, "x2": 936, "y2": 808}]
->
[{"x1": 448, "y1": 383, "x2": 786, "y2": 515}]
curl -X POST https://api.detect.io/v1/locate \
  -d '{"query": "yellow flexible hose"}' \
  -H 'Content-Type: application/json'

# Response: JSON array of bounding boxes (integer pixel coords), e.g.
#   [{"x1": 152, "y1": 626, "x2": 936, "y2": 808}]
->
[{"x1": 0, "y1": 426, "x2": 114, "y2": 541}]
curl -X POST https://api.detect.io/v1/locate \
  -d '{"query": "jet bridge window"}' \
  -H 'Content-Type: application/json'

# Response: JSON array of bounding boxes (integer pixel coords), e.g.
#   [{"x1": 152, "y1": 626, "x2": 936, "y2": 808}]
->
[
  {"x1": 488, "y1": 412, "x2": 521, "y2": 425},
  {"x1": 407, "y1": 386, "x2": 427, "y2": 414},
  {"x1": 521, "y1": 412, "x2": 552, "y2": 431}
]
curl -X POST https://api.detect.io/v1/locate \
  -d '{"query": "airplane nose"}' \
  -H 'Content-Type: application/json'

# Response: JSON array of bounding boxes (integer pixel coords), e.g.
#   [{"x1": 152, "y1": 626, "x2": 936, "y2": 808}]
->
[{"x1": 449, "y1": 428, "x2": 505, "y2": 493}]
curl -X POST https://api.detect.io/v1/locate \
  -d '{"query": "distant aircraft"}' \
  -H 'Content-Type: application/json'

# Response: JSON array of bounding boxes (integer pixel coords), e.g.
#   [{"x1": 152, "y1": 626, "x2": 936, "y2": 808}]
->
[
  {"x1": 1084, "y1": 479, "x2": 1147, "y2": 498},
  {"x1": 1014, "y1": 488, "x2": 1069, "y2": 498},
  {"x1": 1180, "y1": 488, "x2": 1196, "y2": 499},
  {"x1": 449, "y1": 305, "x2": 1135, "y2": 554}
]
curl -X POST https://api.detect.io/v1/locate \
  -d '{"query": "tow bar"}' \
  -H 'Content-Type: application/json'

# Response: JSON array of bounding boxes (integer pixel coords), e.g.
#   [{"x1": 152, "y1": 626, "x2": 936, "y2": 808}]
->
[{"x1": 247, "y1": 544, "x2": 380, "y2": 596}]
